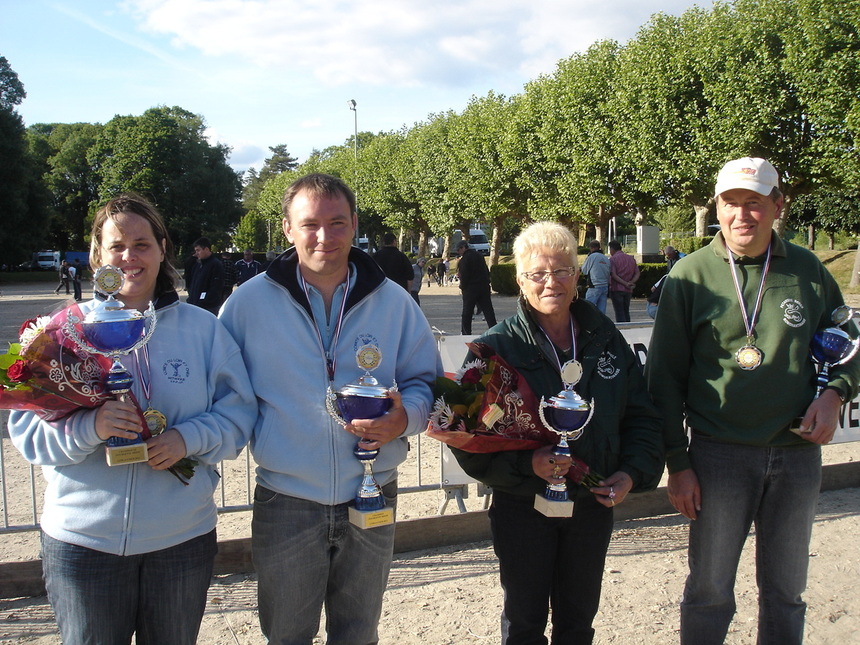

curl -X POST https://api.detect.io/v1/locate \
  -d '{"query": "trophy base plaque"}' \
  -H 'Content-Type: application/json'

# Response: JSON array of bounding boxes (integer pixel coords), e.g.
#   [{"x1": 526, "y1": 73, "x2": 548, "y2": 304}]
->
[
  {"x1": 348, "y1": 506, "x2": 395, "y2": 529},
  {"x1": 105, "y1": 443, "x2": 149, "y2": 466},
  {"x1": 534, "y1": 494, "x2": 575, "y2": 518}
]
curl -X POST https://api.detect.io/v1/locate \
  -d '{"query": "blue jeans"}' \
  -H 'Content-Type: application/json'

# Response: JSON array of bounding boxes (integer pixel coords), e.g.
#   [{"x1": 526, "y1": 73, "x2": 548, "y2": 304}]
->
[
  {"x1": 609, "y1": 290, "x2": 631, "y2": 322},
  {"x1": 681, "y1": 434, "x2": 822, "y2": 645},
  {"x1": 41, "y1": 529, "x2": 216, "y2": 645},
  {"x1": 252, "y1": 482, "x2": 398, "y2": 645},
  {"x1": 584, "y1": 286, "x2": 608, "y2": 314},
  {"x1": 489, "y1": 490, "x2": 614, "y2": 645}
]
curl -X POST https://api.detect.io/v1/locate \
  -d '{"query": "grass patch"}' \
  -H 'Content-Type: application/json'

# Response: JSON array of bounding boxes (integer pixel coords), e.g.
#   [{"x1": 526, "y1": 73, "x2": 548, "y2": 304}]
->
[
  {"x1": 815, "y1": 249, "x2": 859, "y2": 295},
  {"x1": 0, "y1": 271, "x2": 58, "y2": 285}
]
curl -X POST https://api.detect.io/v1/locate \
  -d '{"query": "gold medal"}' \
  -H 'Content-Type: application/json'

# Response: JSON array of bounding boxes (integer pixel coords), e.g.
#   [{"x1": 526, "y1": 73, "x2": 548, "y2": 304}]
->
[
  {"x1": 735, "y1": 345, "x2": 763, "y2": 370},
  {"x1": 143, "y1": 407, "x2": 168, "y2": 435}
]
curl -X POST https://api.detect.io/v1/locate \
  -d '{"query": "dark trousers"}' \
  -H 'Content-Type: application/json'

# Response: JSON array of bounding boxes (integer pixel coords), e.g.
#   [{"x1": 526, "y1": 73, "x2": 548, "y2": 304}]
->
[
  {"x1": 461, "y1": 286, "x2": 496, "y2": 334},
  {"x1": 490, "y1": 491, "x2": 614, "y2": 645},
  {"x1": 609, "y1": 290, "x2": 631, "y2": 323}
]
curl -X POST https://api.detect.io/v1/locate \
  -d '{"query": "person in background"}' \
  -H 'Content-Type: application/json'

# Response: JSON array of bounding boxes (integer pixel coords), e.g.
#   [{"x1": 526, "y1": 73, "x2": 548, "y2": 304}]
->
[
  {"x1": 235, "y1": 249, "x2": 262, "y2": 286},
  {"x1": 9, "y1": 193, "x2": 256, "y2": 645},
  {"x1": 646, "y1": 274, "x2": 666, "y2": 320},
  {"x1": 373, "y1": 232, "x2": 413, "y2": 292},
  {"x1": 664, "y1": 245, "x2": 686, "y2": 273},
  {"x1": 607, "y1": 240, "x2": 640, "y2": 323},
  {"x1": 452, "y1": 221, "x2": 663, "y2": 644},
  {"x1": 456, "y1": 240, "x2": 496, "y2": 335},
  {"x1": 580, "y1": 240, "x2": 611, "y2": 314},
  {"x1": 260, "y1": 250, "x2": 276, "y2": 271},
  {"x1": 186, "y1": 237, "x2": 224, "y2": 315},
  {"x1": 219, "y1": 173, "x2": 438, "y2": 644},
  {"x1": 411, "y1": 257, "x2": 426, "y2": 305},
  {"x1": 221, "y1": 251, "x2": 237, "y2": 301},
  {"x1": 53, "y1": 260, "x2": 70, "y2": 295},
  {"x1": 425, "y1": 261, "x2": 436, "y2": 288},
  {"x1": 646, "y1": 157, "x2": 860, "y2": 645}
]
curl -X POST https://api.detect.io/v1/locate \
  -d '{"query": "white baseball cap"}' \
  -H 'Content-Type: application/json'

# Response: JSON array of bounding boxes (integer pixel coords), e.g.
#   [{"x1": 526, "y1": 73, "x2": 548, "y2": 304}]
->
[{"x1": 714, "y1": 157, "x2": 779, "y2": 198}]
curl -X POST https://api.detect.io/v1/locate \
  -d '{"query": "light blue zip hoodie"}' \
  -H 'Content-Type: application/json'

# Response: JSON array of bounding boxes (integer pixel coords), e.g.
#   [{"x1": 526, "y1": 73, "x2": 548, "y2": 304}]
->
[
  {"x1": 219, "y1": 247, "x2": 441, "y2": 506},
  {"x1": 9, "y1": 292, "x2": 257, "y2": 555}
]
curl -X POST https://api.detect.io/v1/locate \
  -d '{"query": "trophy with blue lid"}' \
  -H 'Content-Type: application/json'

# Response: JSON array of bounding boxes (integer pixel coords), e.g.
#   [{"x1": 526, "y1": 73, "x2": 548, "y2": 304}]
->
[
  {"x1": 326, "y1": 343, "x2": 396, "y2": 529},
  {"x1": 65, "y1": 265, "x2": 157, "y2": 466},
  {"x1": 811, "y1": 305, "x2": 860, "y2": 397},
  {"x1": 535, "y1": 360, "x2": 594, "y2": 517}
]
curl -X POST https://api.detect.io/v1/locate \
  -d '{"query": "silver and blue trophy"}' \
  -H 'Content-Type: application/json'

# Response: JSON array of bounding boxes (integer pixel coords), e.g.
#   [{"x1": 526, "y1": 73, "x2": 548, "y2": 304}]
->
[
  {"x1": 326, "y1": 345, "x2": 396, "y2": 529},
  {"x1": 810, "y1": 305, "x2": 860, "y2": 397},
  {"x1": 65, "y1": 266, "x2": 157, "y2": 466},
  {"x1": 535, "y1": 360, "x2": 594, "y2": 517}
]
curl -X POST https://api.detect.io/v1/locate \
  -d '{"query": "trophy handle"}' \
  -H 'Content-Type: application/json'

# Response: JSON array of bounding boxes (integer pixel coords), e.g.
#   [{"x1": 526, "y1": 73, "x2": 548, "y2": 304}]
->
[
  {"x1": 538, "y1": 396, "x2": 550, "y2": 431},
  {"x1": 567, "y1": 400, "x2": 595, "y2": 442},
  {"x1": 127, "y1": 303, "x2": 158, "y2": 353},
  {"x1": 326, "y1": 386, "x2": 347, "y2": 427}
]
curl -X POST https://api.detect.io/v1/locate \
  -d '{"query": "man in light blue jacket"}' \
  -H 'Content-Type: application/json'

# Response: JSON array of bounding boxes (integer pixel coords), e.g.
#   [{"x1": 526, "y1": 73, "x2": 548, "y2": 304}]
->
[{"x1": 220, "y1": 173, "x2": 439, "y2": 645}]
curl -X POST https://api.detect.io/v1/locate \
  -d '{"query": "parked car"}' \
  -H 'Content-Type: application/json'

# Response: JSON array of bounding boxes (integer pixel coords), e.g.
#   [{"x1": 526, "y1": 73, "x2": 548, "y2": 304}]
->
[{"x1": 428, "y1": 229, "x2": 491, "y2": 257}]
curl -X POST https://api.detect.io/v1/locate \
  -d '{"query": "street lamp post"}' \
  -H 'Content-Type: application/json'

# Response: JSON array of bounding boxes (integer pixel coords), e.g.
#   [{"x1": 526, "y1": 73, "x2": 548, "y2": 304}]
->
[{"x1": 348, "y1": 99, "x2": 359, "y2": 245}]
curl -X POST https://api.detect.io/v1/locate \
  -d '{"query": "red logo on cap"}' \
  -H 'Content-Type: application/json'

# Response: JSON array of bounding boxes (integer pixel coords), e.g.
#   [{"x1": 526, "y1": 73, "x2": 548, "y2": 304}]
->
[{"x1": 740, "y1": 168, "x2": 756, "y2": 175}]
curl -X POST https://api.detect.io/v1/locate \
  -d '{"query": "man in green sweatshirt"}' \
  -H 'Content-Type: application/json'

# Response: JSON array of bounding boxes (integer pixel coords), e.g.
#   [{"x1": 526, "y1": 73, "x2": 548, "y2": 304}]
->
[{"x1": 645, "y1": 157, "x2": 860, "y2": 645}]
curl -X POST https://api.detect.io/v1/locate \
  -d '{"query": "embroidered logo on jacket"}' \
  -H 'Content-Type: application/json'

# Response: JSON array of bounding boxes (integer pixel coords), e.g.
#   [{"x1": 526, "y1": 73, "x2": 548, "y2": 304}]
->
[
  {"x1": 596, "y1": 351, "x2": 621, "y2": 380},
  {"x1": 780, "y1": 299, "x2": 806, "y2": 328},
  {"x1": 163, "y1": 359, "x2": 189, "y2": 383}
]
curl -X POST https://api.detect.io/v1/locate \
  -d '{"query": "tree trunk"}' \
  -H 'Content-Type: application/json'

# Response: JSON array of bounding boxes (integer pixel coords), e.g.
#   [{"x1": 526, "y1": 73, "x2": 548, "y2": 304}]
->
[
  {"x1": 490, "y1": 215, "x2": 505, "y2": 266},
  {"x1": 694, "y1": 205, "x2": 708, "y2": 237},
  {"x1": 828, "y1": 233, "x2": 835, "y2": 250},
  {"x1": 851, "y1": 240, "x2": 860, "y2": 288},
  {"x1": 808, "y1": 224, "x2": 815, "y2": 250},
  {"x1": 773, "y1": 194, "x2": 791, "y2": 237}
]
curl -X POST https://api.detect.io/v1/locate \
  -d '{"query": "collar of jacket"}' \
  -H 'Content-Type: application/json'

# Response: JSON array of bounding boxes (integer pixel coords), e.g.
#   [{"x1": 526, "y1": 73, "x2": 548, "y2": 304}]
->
[
  {"x1": 516, "y1": 296, "x2": 612, "y2": 369},
  {"x1": 265, "y1": 246, "x2": 387, "y2": 317},
  {"x1": 709, "y1": 230, "x2": 787, "y2": 263}
]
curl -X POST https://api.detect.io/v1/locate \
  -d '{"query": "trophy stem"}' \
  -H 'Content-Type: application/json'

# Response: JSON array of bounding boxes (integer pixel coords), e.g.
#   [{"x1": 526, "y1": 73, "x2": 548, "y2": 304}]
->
[
  {"x1": 544, "y1": 435, "x2": 571, "y2": 503},
  {"x1": 348, "y1": 441, "x2": 394, "y2": 528}
]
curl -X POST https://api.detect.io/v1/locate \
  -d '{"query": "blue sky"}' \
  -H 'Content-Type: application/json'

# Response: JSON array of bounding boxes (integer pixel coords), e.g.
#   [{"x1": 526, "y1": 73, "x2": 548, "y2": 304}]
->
[{"x1": 2, "y1": 0, "x2": 708, "y2": 174}]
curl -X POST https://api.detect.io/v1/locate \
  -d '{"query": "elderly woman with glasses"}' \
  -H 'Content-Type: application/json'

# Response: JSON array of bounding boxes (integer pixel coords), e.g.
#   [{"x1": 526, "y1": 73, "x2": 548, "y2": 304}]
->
[{"x1": 451, "y1": 222, "x2": 663, "y2": 645}]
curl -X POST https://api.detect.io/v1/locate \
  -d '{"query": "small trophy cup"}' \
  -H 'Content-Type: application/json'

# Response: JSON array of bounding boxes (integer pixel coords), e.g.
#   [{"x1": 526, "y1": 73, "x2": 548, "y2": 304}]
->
[
  {"x1": 535, "y1": 360, "x2": 594, "y2": 517},
  {"x1": 326, "y1": 366, "x2": 397, "y2": 529},
  {"x1": 65, "y1": 266, "x2": 157, "y2": 466},
  {"x1": 791, "y1": 305, "x2": 860, "y2": 436},
  {"x1": 810, "y1": 305, "x2": 860, "y2": 397}
]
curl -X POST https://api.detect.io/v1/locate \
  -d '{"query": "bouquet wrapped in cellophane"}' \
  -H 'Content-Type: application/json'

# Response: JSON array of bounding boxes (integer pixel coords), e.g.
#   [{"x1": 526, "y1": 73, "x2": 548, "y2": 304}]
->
[
  {"x1": 0, "y1": 300, "x2": 197, "y2": 484},
  {"x1": 426, "y1": 342, "x2": 601, "y2": 487},
  {"x1": 0, "y1": 303, "x2": 113, "y2": 420}
]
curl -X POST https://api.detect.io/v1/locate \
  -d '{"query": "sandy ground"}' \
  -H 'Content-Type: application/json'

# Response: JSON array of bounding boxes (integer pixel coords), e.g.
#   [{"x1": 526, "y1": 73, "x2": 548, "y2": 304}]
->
[{"x1": 0, "y1": 283, "x2": 859, "y2": 643}]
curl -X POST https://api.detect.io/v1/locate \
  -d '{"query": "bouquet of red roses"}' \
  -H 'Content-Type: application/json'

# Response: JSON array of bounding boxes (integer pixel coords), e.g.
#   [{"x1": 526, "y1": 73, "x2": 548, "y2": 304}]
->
[
  {"x1": 0, "y1": 301, "x2": 197, "y2": 484},
  {"x1": 0, "y1": 304, "x2": 113, "y2": 420},
  {"x1": 426, "y1": 342, "x2": 602, "y2": 487}
]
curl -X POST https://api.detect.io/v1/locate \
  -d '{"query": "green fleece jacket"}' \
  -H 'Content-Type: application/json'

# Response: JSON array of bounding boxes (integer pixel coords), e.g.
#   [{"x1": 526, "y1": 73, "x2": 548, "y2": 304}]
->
[
  {"x1": 451, "y1": 298, "x2": 664, "y2": 499},
  {"x1": 646, "y1": 233, "x2": 860, "y2": 474}
]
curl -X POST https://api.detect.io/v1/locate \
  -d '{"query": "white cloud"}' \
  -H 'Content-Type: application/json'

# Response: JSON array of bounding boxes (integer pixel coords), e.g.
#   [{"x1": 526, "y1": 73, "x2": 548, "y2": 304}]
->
[{"x1": 121, "y1": 0, "x2": 705, "y2": 88}]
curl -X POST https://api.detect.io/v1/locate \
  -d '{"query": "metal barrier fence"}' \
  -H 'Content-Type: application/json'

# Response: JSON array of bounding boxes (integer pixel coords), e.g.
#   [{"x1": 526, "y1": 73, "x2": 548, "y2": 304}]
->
[{"x1": 0, "y1": 416, "x2": 485, "y2": 538}]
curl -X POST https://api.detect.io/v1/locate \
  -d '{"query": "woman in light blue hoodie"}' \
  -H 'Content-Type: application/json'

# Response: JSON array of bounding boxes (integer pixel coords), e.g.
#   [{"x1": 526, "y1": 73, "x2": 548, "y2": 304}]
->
[{"x1": 9, "y1": 194, "x2": 257, "y2": 645}]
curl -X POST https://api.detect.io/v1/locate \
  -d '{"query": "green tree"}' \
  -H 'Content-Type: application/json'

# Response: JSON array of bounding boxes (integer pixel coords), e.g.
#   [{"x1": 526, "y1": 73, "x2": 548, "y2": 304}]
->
[
  {"x1": 0, "y1": 58, "x2": 51, "y2": 263},
  {"x1": 27, "y1": 123, "x2": 102, "y2": 250},
  {"x1": 89, "y1": 106, "x2": 242, "y2": 254},
  {"x1": 0, "y1": 56, "x2": 26, "y2": 110},
  {"x1": 448, "y1": 91, "x2": 527, "y2": 264}
]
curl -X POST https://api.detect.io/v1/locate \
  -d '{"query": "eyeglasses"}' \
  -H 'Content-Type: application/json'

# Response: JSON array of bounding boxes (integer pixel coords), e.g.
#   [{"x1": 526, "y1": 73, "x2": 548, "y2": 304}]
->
[{"x1": 521, "y1": 267, "x2": 575, "y2": 283}]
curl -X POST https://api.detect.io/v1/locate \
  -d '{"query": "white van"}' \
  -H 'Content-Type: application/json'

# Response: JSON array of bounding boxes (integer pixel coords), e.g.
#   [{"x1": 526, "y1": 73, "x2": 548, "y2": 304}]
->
[
  {"x1": 429, "y1": 229, "x2": 490, "y2": 257},
  {"x1": 35, "y1": 250, "x2": 60, "y2": 271}
]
